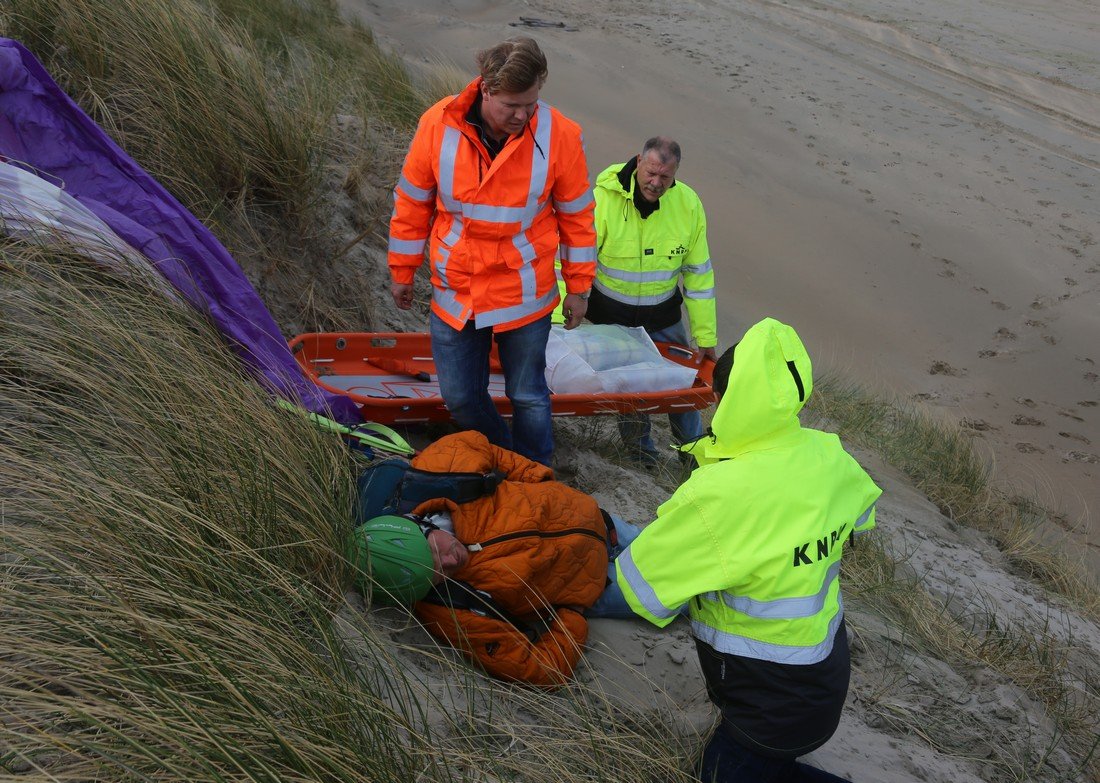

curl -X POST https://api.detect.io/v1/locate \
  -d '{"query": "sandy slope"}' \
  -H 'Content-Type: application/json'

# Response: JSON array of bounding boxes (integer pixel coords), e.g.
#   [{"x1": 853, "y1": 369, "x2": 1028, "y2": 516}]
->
[
  {"x1": 339, "y1": 0, "x2": 1100, "y2": 573},
  {"x1": 325, "y1": 1, "x2": 1100, "y2": 779}
]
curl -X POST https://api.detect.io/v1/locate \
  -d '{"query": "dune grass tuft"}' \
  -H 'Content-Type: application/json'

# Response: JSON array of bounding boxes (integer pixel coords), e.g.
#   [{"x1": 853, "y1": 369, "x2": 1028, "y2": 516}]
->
[{"x1": 1, "y1": 0, "x2": 436, "y2": 257}]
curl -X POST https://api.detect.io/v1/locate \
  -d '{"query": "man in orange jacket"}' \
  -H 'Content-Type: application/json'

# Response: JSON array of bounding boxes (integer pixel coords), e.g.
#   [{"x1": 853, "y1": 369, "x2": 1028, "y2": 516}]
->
[{"x1": 387, "y1": 37, "x2": 597, "y2": 467}]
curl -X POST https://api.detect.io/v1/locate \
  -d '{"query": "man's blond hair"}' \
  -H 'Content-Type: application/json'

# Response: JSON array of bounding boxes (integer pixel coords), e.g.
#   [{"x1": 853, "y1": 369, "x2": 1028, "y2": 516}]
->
[{"x1": 476, "y1": 37, "x2": 548, "y2": 93}]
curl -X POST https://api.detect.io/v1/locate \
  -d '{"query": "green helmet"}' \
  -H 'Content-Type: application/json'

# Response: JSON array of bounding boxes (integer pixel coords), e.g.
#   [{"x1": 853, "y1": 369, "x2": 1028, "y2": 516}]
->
[{"x1": 349, "y1": 515, "x2": 435, "y2": 606}]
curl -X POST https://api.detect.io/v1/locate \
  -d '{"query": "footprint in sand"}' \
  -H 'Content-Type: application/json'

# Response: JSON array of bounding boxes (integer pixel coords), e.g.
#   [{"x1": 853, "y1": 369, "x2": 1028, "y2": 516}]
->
[
  {"x1": 991, "y1": 301, "x2": 1010, "y2": 310},
  {"x1": 1014, "y1": 397, "x2": 1038, "y2": 408},
  {"x1": 995, "y1": 327, "x2": 1017, "y2": 340},
  {"x1": 1012, "y1": 414, "x2": 1045, "y2": 426},
  {"x1": 962, "y1": 418, "x2": 995, "y2": 432},
  {"x1": 1016, "y1": 442, "x2": 1044, "y2": 454},
  {"x1": 1059, "y1": 432, "x2": 1091, "y2": 445},
  {"x1": 1079, "y1": 401, "x2": 1098, "y2": 408},
  {"x1": 1066, "y1": 451, "x2": 1099, "y2": 464},
  {"x1": 929, "y1": 361, "x2": 963, "y2": 376},
  {"x1": 1058, "y1": 409, "x2": 1085, "y2": 422},
  {"x1": 934, "y1": 257, "x2": 955, "y2": 278}
]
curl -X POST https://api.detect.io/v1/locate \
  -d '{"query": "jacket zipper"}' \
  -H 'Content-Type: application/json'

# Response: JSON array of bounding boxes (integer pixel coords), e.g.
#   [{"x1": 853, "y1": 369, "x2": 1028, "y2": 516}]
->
[{"x1": 466, "y1": 526, "x2": 606, "y2": 552}]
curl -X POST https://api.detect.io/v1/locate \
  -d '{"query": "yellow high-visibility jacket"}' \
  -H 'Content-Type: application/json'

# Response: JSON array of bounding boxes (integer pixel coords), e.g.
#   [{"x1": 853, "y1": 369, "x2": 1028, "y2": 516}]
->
[
  {"x1": 588, "y1": 160, "x2": 716, "y2": 347},
  {"x1": 616, "y1": 318, "x2": 880, "y2": 663}
]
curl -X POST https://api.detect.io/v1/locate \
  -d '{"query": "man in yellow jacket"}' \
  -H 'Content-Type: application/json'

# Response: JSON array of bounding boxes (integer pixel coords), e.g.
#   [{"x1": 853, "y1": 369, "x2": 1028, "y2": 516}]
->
[
  {"x1": 588, "y1": 137, "x2": 717, "y2": 467},
  {"x1": 615, "y1": 318, "x2": 881, "y2": 782},
  {"x1": 387, "y1": 37, "x2": 597, "y2": 467}
]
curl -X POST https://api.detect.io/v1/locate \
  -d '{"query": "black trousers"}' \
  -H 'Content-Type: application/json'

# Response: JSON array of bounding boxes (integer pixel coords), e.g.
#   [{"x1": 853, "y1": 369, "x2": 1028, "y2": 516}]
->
[{"x1": 698, "y1": 725, "x2": 851, "y2": 783}]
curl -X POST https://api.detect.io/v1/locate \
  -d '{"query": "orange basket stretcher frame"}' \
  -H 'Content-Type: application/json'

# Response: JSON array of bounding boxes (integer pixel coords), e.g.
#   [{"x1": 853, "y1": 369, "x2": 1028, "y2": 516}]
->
[{"x1": 290, "y1": 332, "x2": 716, "y2": 425}]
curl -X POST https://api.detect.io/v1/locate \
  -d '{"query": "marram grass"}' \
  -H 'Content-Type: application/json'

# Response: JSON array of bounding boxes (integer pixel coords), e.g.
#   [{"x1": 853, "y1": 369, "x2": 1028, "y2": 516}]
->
[{"x1": 0, "y1": 235, "x2": 696, "y2": 780}]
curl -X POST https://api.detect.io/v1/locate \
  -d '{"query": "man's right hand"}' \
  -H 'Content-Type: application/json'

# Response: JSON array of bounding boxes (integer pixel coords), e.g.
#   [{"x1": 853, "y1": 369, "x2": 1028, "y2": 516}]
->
[
  {"x1": 391, "y1": 282, "x2": 414, "y2": 310},
  {"x1": 561, "y1": 292, "x2": 588, "y2": 330}
]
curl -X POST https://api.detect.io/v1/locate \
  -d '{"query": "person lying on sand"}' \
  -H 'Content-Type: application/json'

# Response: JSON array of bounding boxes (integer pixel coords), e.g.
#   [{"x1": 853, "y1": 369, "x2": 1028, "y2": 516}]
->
[{"x1": 350, "y1": 430, "x2": 644, "y2": 686}]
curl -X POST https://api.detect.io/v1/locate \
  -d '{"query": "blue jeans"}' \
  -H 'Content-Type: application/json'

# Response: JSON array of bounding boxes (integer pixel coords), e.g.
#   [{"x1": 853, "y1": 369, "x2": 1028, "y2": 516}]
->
[
  {"x1": 586, "y1": 515, "x2": 644, "y2": 618},
  {"x1": 430, "y1": 312, "x2": 554, "y2": 466},
  {"x1": 699, "y1": 726, "x2": 851, "y2": 783},
  {"x1": 587, "y1": 516, "x2": 690, "y2": 620},
  {"x1": 617, "y1": 320, "x2": 703, "y2": 460}
]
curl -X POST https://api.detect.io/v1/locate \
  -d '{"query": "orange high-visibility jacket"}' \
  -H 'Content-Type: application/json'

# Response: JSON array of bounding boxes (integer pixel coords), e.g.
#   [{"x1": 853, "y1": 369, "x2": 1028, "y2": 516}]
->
[
  {"x1": 388, "y1": 78, "x2": 597, "y2": 332},
  {"x1": 410, "y1": 431, "x2": 608, "y2": 686}
]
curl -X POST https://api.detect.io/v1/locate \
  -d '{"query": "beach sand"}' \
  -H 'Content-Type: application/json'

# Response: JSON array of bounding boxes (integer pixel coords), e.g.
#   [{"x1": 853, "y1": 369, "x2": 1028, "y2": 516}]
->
[
  {"x1": 340, "y1": 0, "x2": 1100, "y2": 569},
  {"x1": 330, "y1": 2, "x2": 1100, "y2": 778}
]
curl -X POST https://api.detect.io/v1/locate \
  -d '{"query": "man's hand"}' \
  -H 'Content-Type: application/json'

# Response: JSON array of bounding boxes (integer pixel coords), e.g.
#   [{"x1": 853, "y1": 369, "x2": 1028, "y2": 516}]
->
[
  {"x1": 699, "y1": 346, "x2": 718, "y2": 363},
  {"x1": 391, "y1": 282, "x2": 414, "y2": 310},
  {"x1": 561, "y1": 293, "x2": 588, "y2": 330}
]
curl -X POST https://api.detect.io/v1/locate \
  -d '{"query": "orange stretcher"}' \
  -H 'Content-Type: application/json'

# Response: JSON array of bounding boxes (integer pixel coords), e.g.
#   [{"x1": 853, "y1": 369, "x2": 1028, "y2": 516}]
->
[{"x1": 290, "y1": 331, "x2": 716, "y2": 425}]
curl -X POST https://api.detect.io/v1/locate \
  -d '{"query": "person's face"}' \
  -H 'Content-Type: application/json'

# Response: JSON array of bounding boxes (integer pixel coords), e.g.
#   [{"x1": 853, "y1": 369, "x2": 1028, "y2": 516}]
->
[
  {"x1": 635, "y1": 151, "x2": 678, "y2": 203},
  {"x1": 427, "y1": 529, "x2": 469, "y2": 585},
  {"x1": 479, "y1": 82, "x2": 540, "y2": 139}
]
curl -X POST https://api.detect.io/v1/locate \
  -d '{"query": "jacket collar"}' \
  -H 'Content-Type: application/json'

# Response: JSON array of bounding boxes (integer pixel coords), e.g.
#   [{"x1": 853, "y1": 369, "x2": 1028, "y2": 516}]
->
[{"x1": 445, "y1": 78, "x2": 541, "y2": 160}]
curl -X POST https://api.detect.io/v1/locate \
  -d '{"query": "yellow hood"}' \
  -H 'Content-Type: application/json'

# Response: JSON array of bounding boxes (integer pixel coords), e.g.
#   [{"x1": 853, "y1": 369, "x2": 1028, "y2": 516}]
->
[{"x1": 694, "y1": 317, "x2": 812, "y2": 464}]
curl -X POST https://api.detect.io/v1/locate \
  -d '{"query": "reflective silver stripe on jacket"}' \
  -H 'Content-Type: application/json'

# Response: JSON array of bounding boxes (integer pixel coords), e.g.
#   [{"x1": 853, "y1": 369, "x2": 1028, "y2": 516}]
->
[
  {"x1": 559, "y1": 244, "x2": 597, "y2": 263},
  {"x1": 594, "y1": 277, "x2": 677, "y2": 306},
  {"x1": 388, "y1": 236, "x2": 426, "y2": 255},
  {"x1": 513, "y1": 230, "x2": 538, "y2": 299},
  {"x1": 433, "y1": 285, "x2": 469, "y2": 322},
  {"x1": 703, "y1": 561, "x2": 841, "y2": 620},
  {"x1": 509, "y1": 103, "x2": 553, "y2": 300},
  {"x1": 466, "y1": 203, "x2": 529, "y2": 222},
  {"x1": 474, "y1": 287, "x2": 558, "y2": 329},
  {"x1": 684, "y1": 287, "x2": 715, "y2": 300},
  {"x1": 618, "y1": 547, "x2": 682, "y2": 621},
  {"x1": 436, "y1": 245, "x2": 452, "y2": 289},
  {"x1": 396, "y1": 175, "x2": 435, "y2": 203},
  {"x1": 438, "y1": 127, "x2": 464, "y2": 252},
  {"x1": 853, "y1": 503, "x2": 874, "y2": 532},
  {"x1": 683, "y1": 258, "x2": 712, "y2": 275},
  {"x1": 597, "y1": 264, "x2": 680, "y2": 284},
  {"x1": 691, "y1": 598, "x2": 844, "y2": 665},
  {"x1": 554, "y1": 190, "x2": 594, "y2": 214}
]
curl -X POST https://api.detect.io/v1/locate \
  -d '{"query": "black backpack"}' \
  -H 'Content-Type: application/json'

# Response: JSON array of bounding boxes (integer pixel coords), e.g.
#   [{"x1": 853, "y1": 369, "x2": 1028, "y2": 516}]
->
[{"x1": 354, "y1": 457, "x2": 505, "y2": 524}]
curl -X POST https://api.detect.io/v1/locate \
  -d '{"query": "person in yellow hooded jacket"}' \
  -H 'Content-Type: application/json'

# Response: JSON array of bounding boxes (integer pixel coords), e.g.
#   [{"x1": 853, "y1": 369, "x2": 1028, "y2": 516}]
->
[{"x1": 614, "y1": 317, "x2": 881, "y2": 782}]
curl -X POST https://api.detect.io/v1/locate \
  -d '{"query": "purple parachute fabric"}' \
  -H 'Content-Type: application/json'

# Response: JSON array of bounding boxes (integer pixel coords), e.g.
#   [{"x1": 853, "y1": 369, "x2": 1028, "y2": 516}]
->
[{"x1": 0, "y1": 38, "x2": 362, "y2": 423}]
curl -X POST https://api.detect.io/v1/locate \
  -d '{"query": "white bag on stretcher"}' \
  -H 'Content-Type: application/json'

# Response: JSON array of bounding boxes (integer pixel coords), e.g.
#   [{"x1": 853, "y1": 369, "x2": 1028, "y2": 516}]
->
[{"x1": 544, "y1": 324, "x2": 698, "y2": 395}]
